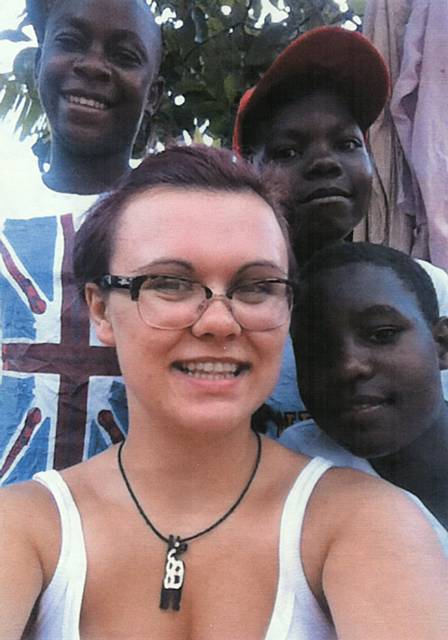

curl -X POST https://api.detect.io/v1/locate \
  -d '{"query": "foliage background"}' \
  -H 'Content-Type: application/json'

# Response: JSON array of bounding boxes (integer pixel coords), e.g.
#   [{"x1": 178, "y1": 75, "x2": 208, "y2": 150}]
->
[{"x1": 0, "y1": 0, "x2": 365, "y2": 164}]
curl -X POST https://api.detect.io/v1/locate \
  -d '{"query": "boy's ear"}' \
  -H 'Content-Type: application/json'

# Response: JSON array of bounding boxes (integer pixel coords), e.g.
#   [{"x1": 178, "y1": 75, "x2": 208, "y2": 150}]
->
[
  {"x1": 146, "y1": 76, "x2": 165, "y2": 116},
  {"x1": 84, "y1": 283, "x2": 116, "y2": 347},
  {"x1": 432, "y1": 316, "x2": 448, "y2": 370}
]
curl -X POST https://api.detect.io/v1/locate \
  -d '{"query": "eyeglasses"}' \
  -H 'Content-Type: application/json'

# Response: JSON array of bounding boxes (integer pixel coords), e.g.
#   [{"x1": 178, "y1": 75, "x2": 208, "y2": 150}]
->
[{"x1": 96, "y1": 274, "x2": 294, "y2": 331}]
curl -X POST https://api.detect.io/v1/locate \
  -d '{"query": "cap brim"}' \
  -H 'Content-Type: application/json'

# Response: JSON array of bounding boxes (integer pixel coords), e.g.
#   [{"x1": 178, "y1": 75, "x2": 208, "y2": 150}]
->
[{"x1": 233, "y1": 26, "x2": 390, "y2": 155}]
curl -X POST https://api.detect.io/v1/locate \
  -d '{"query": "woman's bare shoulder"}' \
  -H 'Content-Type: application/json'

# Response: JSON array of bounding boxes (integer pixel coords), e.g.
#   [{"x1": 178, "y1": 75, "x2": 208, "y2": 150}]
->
[
  {"x1": 0, "y1": 478, "x2": 60, "y2": 531},
  {"x1": 259, "y1": 435, "x2": 314, "y2": 489},
  {"x1": 60, "y1": 445, "x2": 123, "y2": 508},
  {"x1": 0, "y1": 478, "x2": 62, "y2": 593},
  {"x1": 306, "y1": 464, "x2": 436, "y2": 538}
]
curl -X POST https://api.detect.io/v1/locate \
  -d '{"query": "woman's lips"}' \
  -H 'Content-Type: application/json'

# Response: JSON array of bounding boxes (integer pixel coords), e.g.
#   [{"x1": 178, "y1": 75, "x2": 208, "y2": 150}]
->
[{"x1": 172, "y1": 359, "x2": 250, "y2": 380}]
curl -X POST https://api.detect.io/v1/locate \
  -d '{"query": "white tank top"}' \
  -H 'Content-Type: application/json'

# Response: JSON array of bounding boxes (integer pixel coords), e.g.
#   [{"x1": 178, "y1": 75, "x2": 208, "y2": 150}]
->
[{"x1": 30, "y1": 457, "x2": 336, "y2": 640}]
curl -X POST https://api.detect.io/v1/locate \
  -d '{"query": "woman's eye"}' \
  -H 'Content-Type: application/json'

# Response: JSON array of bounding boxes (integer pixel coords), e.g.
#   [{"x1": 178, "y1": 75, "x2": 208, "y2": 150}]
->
[
  {"x1": 146, "y1": 277, "x2": 194, "y2": 297},
  {"x1": 240, "y1": 282, "x2": 270, "y2": 293},
  {"x1": 234, "y1": 281, "x2": 278, "y2": 303}
]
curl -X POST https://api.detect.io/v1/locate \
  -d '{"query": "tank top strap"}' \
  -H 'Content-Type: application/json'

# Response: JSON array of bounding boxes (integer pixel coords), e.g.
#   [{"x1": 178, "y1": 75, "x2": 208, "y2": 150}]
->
[
  {"x1": 31, "y1": 470, "x2": 85, "y2": 640},
  {"x1": 265, "y1": 456, "x2": 336, "y2": 640}
]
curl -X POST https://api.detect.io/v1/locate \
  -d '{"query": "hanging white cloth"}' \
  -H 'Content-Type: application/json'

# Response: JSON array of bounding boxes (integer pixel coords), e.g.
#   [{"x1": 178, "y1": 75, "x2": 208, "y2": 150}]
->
[
  {"x1": 389, "y1": 0, "x2": 448, "y2": 269},
  {"x1": 354, "y1": 0, "x2": 414, "y2": 253}
]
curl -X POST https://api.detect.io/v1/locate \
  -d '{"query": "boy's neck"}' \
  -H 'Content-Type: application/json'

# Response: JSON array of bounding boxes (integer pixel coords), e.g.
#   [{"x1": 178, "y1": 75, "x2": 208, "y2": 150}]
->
[
  {"x1": 369, "y1": 402, "x2": 448, "y2": 528},
  {"x1": 294, "y1": 235, "x2": 345, "y2": 268},
  {"x1": 42, "y1": 145, "x2": 133, "y2": 195}
]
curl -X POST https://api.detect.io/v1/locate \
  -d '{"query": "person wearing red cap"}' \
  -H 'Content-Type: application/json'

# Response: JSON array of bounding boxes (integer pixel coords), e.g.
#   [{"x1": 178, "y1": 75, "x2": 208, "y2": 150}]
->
[
  {"x1": 233, "y1": 26, "x2": 389, "y2": 265},
  {"x1": 233, "y1": 26, "x2": 448, "y2": 537},
  {"x1": 233, "y1": 25, "x2": 448, "y2": 426}
]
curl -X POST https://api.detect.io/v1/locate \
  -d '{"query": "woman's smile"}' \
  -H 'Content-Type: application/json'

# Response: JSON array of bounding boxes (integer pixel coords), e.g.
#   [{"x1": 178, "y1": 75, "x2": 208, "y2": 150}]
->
[{"x1": 172, "y1": 358, "x2": 250, "y2": 380}]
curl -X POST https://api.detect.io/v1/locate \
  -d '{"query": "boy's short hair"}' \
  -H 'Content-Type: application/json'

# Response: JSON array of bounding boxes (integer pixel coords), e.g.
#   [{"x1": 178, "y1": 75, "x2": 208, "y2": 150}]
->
[
  {"x1": 233, "y1": 26, "x2": 390, "y2": 156},
  {"x1": 295, "y1": 242, "x2": 439, "y2": 327},
  {"x1": 27, "y1": 0, "x2": 155, "y2": 43},
  {"x1": 74, "y1": 144, "x2": 295, "y2": 297}
]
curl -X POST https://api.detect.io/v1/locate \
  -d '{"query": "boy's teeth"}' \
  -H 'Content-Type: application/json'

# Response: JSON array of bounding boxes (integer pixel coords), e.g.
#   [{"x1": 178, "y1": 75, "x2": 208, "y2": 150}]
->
[{"x1": 67, "y1": 95, "x2": 107, "y2": 110}]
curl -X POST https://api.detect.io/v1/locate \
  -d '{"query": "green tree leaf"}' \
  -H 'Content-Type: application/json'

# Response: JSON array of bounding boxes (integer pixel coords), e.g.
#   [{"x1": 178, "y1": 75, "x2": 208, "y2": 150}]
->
[{"x1": 0, "y1": 0, "x2": 363, "y2": 157}]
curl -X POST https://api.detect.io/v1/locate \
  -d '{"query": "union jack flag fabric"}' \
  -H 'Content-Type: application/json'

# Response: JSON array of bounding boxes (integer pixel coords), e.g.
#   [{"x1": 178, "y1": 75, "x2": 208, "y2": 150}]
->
[{"x1": 0, "y1": 212, "x2": 128, "y2": 486}]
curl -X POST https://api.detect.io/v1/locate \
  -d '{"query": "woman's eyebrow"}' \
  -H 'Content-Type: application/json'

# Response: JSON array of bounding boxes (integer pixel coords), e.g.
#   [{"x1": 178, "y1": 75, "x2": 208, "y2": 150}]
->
[
  {"x1": 234, "y1": 261, "x2": 287, "y2": 277},
  {"x1": 131, "y1": 259, "x2": 194, "y2": 275},
  {"x1": 129, "y1": 260, "x2": 286, "y2": 278}
]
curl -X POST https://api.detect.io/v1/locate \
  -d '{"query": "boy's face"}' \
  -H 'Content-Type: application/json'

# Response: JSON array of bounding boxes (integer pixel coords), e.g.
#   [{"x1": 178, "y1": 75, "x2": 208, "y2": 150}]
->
[
  {"x1": 294, "y1": 263, "x2": 444, "y2": 458},
  {"x1": 254, "y1": 90, "x2": 373, "y2": 251},
  {"x1": 36, "y1": 0, "x2": 162, "y2": 156}
]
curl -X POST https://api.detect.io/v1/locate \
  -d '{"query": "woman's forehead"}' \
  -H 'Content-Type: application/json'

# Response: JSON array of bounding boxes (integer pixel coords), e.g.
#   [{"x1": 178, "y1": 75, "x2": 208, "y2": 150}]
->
[{"x1": 112, "y1": 187, "x2": 288, "y2": 271}]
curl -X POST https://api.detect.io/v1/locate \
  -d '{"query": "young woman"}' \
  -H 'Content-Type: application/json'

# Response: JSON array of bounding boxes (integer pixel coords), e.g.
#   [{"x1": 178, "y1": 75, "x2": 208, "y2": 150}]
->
[{"x1": 1, "y1": 146, "x2": 446, "y2": 639}]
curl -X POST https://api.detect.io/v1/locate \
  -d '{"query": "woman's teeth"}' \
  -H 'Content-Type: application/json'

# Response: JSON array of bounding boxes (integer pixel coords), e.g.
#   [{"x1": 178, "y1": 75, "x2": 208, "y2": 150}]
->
[{"x1": 177, "y1": 361, "x2": 242, "y2": 379}]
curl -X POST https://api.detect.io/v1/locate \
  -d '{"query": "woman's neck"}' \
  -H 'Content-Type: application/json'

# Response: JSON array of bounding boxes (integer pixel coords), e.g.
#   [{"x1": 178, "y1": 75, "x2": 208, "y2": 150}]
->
[
  {"x1": 119, "y1": 419, "x2": 260, "y2": 538},
  {"x1": 42, "y1": 144, "x2": 132, "y2": 195}
]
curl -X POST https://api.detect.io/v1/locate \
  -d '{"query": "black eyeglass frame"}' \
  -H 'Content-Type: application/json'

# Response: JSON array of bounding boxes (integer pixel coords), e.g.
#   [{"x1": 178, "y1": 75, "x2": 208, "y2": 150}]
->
[{"x1": 96, "y1": 274, "x2": 295, "y2": 304}]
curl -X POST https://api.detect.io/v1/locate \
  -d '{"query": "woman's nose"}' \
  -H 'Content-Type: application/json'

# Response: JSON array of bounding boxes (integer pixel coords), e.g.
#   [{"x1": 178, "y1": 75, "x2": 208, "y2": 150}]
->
[{"x1": 190, "y1": 298, "x2": 242, "y2": 340}]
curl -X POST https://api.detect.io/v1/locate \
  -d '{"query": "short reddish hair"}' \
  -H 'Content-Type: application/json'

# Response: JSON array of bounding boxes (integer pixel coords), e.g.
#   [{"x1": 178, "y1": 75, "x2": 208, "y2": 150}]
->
[{"x1": 74, "y1": 145, "x2": 295, "y2": 297}]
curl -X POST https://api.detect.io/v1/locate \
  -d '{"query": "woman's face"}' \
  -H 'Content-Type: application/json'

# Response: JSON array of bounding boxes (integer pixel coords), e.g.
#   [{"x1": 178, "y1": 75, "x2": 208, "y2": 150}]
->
[
  {"x1": 91, "y1": 186, "x2": 290, "y2": 435},
  {"x1": 255, "y1": 90, "x2": 373, "y2": 250}
]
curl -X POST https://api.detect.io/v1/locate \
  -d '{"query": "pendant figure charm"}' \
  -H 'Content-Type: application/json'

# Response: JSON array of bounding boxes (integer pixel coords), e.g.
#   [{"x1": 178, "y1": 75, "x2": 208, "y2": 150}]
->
[{"x1": 160, "y1": 535, "x2": 188, "y2": 611}]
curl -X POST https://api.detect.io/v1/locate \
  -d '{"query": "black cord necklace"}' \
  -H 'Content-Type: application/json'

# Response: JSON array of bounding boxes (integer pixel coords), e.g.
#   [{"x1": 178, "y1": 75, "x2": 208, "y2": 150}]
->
[{"x1": 117, "y1": 431, "x2": 262, "y2": 612}]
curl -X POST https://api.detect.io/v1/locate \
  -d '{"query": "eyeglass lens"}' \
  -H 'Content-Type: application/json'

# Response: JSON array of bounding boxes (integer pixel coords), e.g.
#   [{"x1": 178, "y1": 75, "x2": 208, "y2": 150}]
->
[{"x1": 136, "y1": 278, "x2": 291, "y2": 330}]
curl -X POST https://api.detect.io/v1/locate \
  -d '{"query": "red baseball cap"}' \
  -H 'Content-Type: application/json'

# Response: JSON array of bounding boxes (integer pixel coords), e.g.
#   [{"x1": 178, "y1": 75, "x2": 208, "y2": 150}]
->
[{"x1": 233, "y1": 26, "x2": 390, "y2": 156}]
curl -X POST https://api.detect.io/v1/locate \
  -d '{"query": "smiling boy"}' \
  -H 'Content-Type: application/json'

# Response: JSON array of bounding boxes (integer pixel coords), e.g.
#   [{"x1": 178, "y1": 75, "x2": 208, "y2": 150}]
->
[
  {"x1": 281, "y1": 242, "x2": 448, "y2": 536},
  {"x1": 32, "y1": 0, "x2": 163, "y2": 193},
  {"x1": 233, "y1": 26, "x2": 448, "y2": 433},
  {"x1": 0, "y1": 0, "x2": 163, "y2": 484}
]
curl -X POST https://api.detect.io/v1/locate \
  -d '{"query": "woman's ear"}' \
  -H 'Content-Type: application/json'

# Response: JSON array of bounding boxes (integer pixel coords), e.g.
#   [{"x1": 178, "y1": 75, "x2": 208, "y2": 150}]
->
[
  {"x1": 85, "y1": 283, "x2": 116, "y2": 347},
  {"x1": 432, "y1": 316, "x2": 448, "y2": 370}
]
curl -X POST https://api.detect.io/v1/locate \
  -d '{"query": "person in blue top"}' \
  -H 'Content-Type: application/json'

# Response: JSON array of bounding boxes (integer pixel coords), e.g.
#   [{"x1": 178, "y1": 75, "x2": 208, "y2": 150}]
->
[
  {"x1": 233, "y1": 26, "x2": 448, "y2": 435},
  {"x1": 0, "y1": 0, "x2": 164, "y2": 484},
  {"x1": 282, "y1": 241, "x2": 448, "y2": 539}
]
